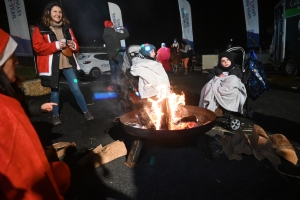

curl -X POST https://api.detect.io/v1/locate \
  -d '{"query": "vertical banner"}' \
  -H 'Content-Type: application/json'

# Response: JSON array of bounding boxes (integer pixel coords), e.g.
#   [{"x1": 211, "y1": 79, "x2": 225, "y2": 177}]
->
[
  {"x1": 4, "y1": 0, "x2": 33, "y2": 56},
  {"x1": 178, "y1": 0, "x2": 194, "y2": 48},
  {"x1": 284, "y1": 0, "x2": 300, "y2": 18},
  {"x1": 108, "y1": 2, "x2": 126, "y2": 49},
  {"x1": 243, "y1": 0, "x2": 260, "y2": 48}
]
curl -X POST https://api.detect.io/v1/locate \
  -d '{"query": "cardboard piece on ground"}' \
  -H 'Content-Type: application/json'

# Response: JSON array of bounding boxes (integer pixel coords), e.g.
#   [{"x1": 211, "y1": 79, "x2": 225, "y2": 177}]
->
[
  {"x1": 260, "y1": 149, "x2": 281, "y2": 165},
  {"x1": 231, "y1": 130, "x2": 253, "y2": 155},
  {"x1": 270, "y1": 134, "x2": 298, "y2": 165},
  {"x1": 252, "y1": 149, "x2": 266, "y2": 161},
  {"x1": 250, "y1": 124, "x2": 273, "y2": 151},
  {"x1": 52, "y1": 142, "x2": 74, "y2": 150},
  {"x1": 56, "y1": 142, "x2": 76, "y2": 158},
  {"x1": 77, "y1": 140, "x2": 127, "y2": 168},
  {"x1": 220, "y1": 135, "x2": 242, "y2": 161}
]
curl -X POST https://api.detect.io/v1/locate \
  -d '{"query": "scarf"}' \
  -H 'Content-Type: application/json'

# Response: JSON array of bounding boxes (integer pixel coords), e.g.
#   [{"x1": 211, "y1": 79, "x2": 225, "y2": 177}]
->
[
  {"x1": 217, "y1": 63, "x2": 235, "y2": 71},
  {"x1": 49, "y1": 21, "x2": 71, "y2": 70}
]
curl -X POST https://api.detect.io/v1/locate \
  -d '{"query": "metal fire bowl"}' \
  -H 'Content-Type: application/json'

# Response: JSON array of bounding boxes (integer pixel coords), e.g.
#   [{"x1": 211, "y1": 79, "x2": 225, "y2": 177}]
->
[{"x1": 120, "y1": 105, "x2": 216, "y2": 141}]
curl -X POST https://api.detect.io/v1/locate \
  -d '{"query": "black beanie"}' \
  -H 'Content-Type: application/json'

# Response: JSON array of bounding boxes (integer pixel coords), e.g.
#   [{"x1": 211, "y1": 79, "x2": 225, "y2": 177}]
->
[{"x1": 218, "y1": 51, "x2": 237, "y2": 64}]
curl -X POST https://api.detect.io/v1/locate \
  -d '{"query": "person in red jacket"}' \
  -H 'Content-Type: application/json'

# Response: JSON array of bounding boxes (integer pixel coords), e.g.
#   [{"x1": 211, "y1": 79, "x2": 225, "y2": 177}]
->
[
  {"x1": 32, "y1": 2, "x2": 94, "y2": 125},
  {"x1": 156, "y1": 43, "x2": 172, "y2": 73},
  {"x1": 0, "y1": 28, "x2": 70, "y2": 199}
]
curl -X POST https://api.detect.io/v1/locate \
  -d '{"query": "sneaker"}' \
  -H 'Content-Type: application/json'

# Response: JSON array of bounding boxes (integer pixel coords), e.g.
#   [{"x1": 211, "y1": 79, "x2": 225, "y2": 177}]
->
[
  {"x1": 52, "y1": 115, "x2": 62, "y2": 125},
  {"x1": 84, "y1": 111, "x2": 94, "y2": 121}
]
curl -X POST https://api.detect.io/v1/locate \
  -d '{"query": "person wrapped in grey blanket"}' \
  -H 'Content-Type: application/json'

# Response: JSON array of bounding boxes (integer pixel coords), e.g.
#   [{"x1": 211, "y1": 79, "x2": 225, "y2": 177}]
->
[
  {"x1": 130, "y1": 43, "x2": 170, "y2": 99},
  {"x1": 199, "y1": 51, "x2": 247, "y2": 114}
]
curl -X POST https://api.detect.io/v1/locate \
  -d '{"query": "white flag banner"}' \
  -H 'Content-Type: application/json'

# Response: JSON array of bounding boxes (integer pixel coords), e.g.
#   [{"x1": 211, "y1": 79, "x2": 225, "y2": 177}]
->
[
  {"x1": 4, "y1": 0, "x2": 33, "y2": 56},
  {"x1": 108, "y1": 2, "x2": 126, "y2": 49},
  {"x1": 178, "y1": 0, "x2": 194, "y2": 48},
  {"x1": 243, "y1": 0, "x2": 259, "y2": 48}
]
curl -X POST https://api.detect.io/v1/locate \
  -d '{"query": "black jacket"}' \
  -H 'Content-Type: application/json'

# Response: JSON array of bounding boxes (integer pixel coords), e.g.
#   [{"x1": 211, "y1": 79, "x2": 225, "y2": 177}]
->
[
  {"x1": 13, "y1": 83, "x2": 44, "y2": 117},
  {"x1": 207, "y1": 64, "x2": 243, "y2": 83},
  {"x1": 102, "y1": 27, "x2": 129, "y2": 60}
]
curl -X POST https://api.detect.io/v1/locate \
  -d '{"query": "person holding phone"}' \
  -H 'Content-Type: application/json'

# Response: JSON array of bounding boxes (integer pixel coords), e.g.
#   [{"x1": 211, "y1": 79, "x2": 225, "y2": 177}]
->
[
  {"x1": 102, "y1": 20, "x2": 129, "y2": 91},
  {"x1": 32, "y1": 2, "x2": 94, "y2": 125}
]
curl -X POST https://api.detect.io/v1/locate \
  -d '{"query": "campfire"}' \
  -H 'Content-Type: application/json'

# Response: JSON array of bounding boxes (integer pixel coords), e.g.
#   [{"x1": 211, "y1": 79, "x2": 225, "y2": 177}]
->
[
  {"x1": 125, "y1": 92, "x2": 211, "y2": 130},
  {"x1": 119, "y1": 90, "x2": 216, "y2": 167}
]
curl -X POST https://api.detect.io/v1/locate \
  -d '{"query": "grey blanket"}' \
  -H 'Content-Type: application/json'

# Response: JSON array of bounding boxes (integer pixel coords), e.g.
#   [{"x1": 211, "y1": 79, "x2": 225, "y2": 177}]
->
[
  {"x1": 131, "y1": 57, "x2": 170, "y2": 99},
  {"x1": 199, "y1": 75, "x2": 247, "y2": 114}
]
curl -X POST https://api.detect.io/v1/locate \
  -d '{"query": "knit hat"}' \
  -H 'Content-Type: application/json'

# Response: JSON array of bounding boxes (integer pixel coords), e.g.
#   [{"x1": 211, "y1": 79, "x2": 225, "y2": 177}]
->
[
  {"x1": 218, "y1": 51, "x2": 237, "y2": 64},
  {"x1": 104, "y1": 20, "x2": 113, "y2": 27},
  {"x1": 0, "y1": 29, "x2": 17, "y2": 67},
  {"x1": 161, "y1": 43, "x2": 166, "y2": 47},
  {"x1": 139, "y1": 43, "x2": 156, "y2": 57}
]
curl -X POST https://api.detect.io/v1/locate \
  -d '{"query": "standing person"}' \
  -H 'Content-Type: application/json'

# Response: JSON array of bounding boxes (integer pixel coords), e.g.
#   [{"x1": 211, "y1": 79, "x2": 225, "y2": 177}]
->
[
  {"x1": 180, "y1": 41, "x2": 193, "y2": 75},
  {"x1": 32, "y1": 2, "x2": 94, "y2": 126},
  {"x1": 171, "y1": 38, "x2": 180, "y2": 53},
  {"x1": 156, "y1": 43, "x2": 172, "y2": 73},
  {"x1": 102, "y1": 20, "x2": 129, "y2": 91},
  {"x1": 170, "y1": 38, "x2": 181, "y2": 74},
  {"x1": 0, "y1": 28, "x2": 70, "y2": 200}
]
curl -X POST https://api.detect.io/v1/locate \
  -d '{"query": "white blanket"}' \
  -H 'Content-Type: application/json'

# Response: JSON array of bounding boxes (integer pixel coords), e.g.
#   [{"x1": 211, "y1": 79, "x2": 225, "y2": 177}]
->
[
  {"x1": 199, "y1": 75, "x2": 247, "y2": 114},
  {"x1": 131, "y1": 57, "x2": 170, "y2": 99}
]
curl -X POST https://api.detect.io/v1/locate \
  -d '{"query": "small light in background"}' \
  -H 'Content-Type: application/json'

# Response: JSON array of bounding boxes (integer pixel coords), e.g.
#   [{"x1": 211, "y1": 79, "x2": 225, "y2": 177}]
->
[{"x1": 93, "y1": 92, "x2": 117, "y2": 100}]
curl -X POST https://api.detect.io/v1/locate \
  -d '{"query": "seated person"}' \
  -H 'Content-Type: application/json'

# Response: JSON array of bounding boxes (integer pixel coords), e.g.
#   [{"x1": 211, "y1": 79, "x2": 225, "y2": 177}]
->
[
  {"x1": 130, "y1": 43, "x2": 170, "y2": 100},
  {"x1": 199, "y1": 51, "x2": 247, "y2": 115},
  {"x1": 0, "y1": 28, "x2": 70, "y2": 199}
]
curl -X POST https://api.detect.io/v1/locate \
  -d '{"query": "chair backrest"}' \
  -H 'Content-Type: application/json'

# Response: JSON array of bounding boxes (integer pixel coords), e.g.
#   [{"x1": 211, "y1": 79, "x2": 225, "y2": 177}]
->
[
  {"x1": 122, "y1": 45, "x2": 141, "y2": 72},
  {"x1": 226, "y1": 46, "x2": 245, "y2": 72}
]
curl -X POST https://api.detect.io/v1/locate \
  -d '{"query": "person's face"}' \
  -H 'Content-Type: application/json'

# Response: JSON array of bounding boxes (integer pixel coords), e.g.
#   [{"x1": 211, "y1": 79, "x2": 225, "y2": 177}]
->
[
  {"x1": 220, "y1": 57, "x2": 231, "y2": 67},
  {"x1": 50, "y1": 6, "x2": 62, "y2": 23},
  {"x1": 2, "y1": 53, "x2": 18, "y2": 83},
  {"x1": 149, "y1": 49, "x2": 156, "y2": 58}
]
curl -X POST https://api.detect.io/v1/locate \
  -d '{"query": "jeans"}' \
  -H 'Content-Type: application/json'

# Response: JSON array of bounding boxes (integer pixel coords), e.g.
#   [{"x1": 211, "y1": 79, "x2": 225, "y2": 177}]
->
[
  {"x1": 109, "y1": 59, "x2": 123, "y2": 86},
  {"x1": 51, "y1": 68, "x2": 88, "y2": 116}
]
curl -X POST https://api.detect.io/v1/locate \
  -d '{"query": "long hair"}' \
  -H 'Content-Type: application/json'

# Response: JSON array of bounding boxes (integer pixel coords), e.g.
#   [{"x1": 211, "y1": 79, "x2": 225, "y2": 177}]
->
[
  {"x1": 0, "y1": 68, "x2": 17, "y2": 98},
  {"x1": 0, "y1": 68, "x2": 30, "y2": 115},
  {"x1": 42, "y1": 2, "x2": 70, "y2": 26}
]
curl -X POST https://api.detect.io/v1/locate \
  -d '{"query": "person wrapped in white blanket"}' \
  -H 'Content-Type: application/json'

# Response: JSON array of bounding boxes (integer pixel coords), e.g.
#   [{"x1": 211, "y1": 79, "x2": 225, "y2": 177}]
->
[
  {"x1": 130, "y1": 43, "x2": 170, "y2": 99},
  {"x1": 199, "y1": 51, "x2": 247, "y2": 115}
]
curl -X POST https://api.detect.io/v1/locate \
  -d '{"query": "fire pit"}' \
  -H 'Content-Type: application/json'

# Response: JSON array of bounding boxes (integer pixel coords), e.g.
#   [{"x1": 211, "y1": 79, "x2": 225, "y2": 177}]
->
[{"x1": 120, "y1": 105, "x2": 216, "y2": 167}]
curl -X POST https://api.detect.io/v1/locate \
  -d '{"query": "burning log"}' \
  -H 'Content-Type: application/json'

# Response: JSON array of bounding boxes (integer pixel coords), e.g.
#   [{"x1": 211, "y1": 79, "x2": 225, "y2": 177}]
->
[
  {"x1": 137, "y1": 108, "x2": 156, "y2": 129},
  {"x1": 161, "y1": 99, "x2": 172, "y2": 130}
]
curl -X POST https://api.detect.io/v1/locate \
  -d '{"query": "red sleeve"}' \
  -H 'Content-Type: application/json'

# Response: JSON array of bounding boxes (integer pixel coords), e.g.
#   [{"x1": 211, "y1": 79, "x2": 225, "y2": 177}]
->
[
  {"x1": 69, "y1": 28, "x2": 79, "y2": 53},
  {"x1": 0, "y1": 95, "x2": 65, "y2": 200},
  {"x1": 32, "y1": 27, "x2": 58, "y2": 56}
]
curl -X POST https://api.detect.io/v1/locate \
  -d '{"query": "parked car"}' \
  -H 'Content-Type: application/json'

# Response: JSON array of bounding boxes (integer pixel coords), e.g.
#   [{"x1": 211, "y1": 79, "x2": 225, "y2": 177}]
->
[{"x1": 77, "y1": 52, "x2": 110, "y2": 78}]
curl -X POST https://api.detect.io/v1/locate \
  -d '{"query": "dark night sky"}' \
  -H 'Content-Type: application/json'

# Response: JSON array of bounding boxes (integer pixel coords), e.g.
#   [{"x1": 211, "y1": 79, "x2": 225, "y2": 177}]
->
[{"x1": 1, "y1": 0, "x2": 279, "y2": 54}]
